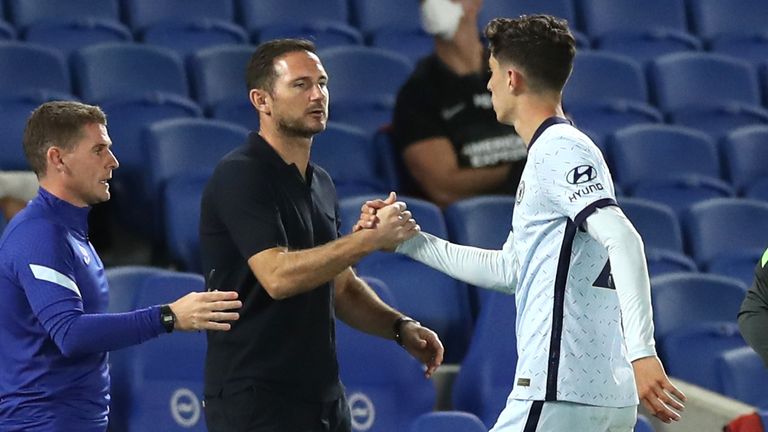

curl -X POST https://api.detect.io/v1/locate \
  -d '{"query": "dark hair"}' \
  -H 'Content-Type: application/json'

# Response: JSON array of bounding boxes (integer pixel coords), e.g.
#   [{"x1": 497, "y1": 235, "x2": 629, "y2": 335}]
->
[
  {"x1": 485, "y1": 14, "x2": 576, "y2": 93},
  {"x1": 23, "y1": 101, "x2": 107, "y2": 177},
  {"x1": 245, "y1": 39, "x2": 317, "y2": 92}
]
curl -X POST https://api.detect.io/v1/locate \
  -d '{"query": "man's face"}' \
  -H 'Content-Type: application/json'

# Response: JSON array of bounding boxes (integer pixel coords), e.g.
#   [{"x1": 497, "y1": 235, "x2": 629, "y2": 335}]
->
[
  {"x1": 487, "y1": 54, "x2": 513, "y2": 124},
  {"x1": 268, "y1": 50, "x2": 329, "y2": 138},
  {"x1": 59, "y1": 123, "x2": 119, "y2": 206}
]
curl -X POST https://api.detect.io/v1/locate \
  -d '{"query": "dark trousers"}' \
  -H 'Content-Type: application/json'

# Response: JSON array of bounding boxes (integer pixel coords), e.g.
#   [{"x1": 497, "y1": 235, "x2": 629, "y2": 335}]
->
[{"x1": 204, "y1": 385, "x2": 351, "y2": 432}]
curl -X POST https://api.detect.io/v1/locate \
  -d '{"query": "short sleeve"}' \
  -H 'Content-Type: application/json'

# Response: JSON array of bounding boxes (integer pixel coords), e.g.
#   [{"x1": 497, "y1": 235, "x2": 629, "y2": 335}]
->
[
  {"x1": 533, "y1": 136, "x2": 617, "y2": 226},
  {"x1": 209, "y1": 158, "x2": 287, "y2": 259}
]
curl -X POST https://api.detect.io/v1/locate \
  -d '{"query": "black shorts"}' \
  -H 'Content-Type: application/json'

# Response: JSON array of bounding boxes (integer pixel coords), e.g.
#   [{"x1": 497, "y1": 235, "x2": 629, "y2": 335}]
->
[{"x1": 204, "y1": 385, "x2": 351, "y2": 432}]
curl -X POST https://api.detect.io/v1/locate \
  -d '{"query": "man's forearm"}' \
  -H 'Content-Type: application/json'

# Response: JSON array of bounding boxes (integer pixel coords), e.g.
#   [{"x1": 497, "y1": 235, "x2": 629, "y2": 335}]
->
[{"x1": 249, "y1": 230, "x2": 378, "y2": 300}]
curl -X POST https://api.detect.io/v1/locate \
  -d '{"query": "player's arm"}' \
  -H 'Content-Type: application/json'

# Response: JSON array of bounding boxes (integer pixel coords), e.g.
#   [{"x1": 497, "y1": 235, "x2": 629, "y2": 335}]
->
[
  {"x1": 333, "y1": 267, "x2": 443, "y2": 377},
  {"x1": 584, "y1": 206, "x2": 686, "y2": 422},
  {"x1": 248, "y1": 203, "x2": 417, "y2": 300},
  {"x1": 354, "y1": 194, "x2": 518, "y2": 293},
  {"x1": 403, "y1": 137, "x2": 512, "y2": 207},
  {"x1": 738, "y1": 249, "x2": 768, "y2": 366},
  {"x1": 17, "y1": 225, "x2": 239, "y2": 358}
]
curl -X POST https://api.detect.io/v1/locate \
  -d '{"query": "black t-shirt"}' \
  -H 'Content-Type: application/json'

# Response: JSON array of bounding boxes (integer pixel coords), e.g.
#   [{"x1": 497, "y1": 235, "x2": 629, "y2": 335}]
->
[
  {"x1": 738, "y1": 248, "x2": 768, "y2": 365},
  {"x1": 200, "y1": 132, "x2": 343, "y2": 402},
  {"x1": 391, "y1": 54, "x2": 528, "y2": 198}
]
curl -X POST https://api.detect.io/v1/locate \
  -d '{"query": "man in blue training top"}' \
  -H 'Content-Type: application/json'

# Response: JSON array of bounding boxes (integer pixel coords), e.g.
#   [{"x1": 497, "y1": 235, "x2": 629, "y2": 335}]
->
[{"x1": 0, "y1": 100, "x2": 242, "y2": 432}]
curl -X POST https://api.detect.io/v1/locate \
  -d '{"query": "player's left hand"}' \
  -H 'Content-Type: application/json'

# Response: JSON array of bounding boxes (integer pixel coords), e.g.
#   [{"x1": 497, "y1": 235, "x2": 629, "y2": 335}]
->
[
  {"x1": 632, "y1": 356, "x2": 686, "y2": 423},
  {"x1": 399, "y1": 321, "x2": 444, "y2": 378}
]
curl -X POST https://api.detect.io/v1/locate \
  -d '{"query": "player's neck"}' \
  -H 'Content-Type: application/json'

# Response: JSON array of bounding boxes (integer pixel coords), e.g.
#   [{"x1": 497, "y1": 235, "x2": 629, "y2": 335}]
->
[
  {"x1": 435, "y1": 23, "x2": 483, "y2": 76},
  {"x1": 514, "y1": 96, "x2": 566, "y2": 148},
  {"x1": 258, "y1": 126, "x2": 312, "y2": 179}
]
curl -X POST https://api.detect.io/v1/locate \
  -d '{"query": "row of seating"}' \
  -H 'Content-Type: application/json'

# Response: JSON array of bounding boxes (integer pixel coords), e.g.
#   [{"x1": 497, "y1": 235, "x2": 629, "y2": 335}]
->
[
  {"x1": 2, "y1": 0, "x2": 768, "y2": 59},
  {"x1": 105, "y1": 266, "x2": 660, "y2": 431}
]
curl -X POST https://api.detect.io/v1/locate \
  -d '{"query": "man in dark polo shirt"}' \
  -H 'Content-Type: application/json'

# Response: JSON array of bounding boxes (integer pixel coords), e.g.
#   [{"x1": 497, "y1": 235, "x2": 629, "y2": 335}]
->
[
  {"x1": 739, "y1": 246, "x2": 768, "y2": 366},
  {"x1": 199, "y1": 39, "x2": 445, "y2": 432}
]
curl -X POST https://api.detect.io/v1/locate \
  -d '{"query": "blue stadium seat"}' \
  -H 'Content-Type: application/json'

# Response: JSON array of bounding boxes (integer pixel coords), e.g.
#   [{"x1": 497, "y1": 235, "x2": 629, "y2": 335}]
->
[
  {"x1": 410, "y1": 411, "x2": 486, "y2": 432},
  {"x1": 649, "y1": 52, "x2": 768, "y2": 137},
  {"x1": 105, "y1": 265, "x2": 170, "y2": 313},
  {"x1": 210, "y1": 98, "x2": 258, "y2": 130},
  {"x1": 0, "y1": 41, "x2": 70, "y2": 98},
  {"x1": 689, "y1": 0, "x2": 768, "y2": 64},
  {"x1": 163, "y1": 175, "x2": 207, "y2": 273},
  {"x1": 319, "y1": 46, "x2": 412, "y2": 133},
  {"x1": 479, "y1": 0, "x2": 575, "y2": 34},
  {"x1": 635, "y1": 414, "x2": 654, "y2": 432},
  {"x1": 631, "y1": 177, "x2": 734, "y2": 216},
  {"x1": 444, "y1": 196, "x2": 514, "y2": 250},
  {"x1": 0, "y1": 21, "x2": 14, "y2": 40},
  {"x1": 24, "y1": 19, "x2": 131, "y2": 55},
  {"x1": 618, "y1": 198, "x2": 698, "y2": 276},
  {"x1": 72, "y1": 43, "x2": 189, "y2": 103},
  {"x1": 6, "y1": 0, "x2": 119, "y2": 29},
  {"x1": 643, "y1": 249, "x2": 698, "y2": 277},
  {"x1": 619, "y1": 198, "x2": 683, "y2": 253},
  {"x1": 683, "y1": 198, "x2": 768, "y2": 270},
  {"x1": 311, "y1": 122, "x2": 389, "y2": 199},
  {"x1": 370, "y1": 30, "x2": 432, "y2": 64},
  {"x1": 340, "y1": 195, "x2": 473, "y2": 363},
  {"x1": 188, "y1": 44, "x2": 254, "y2": 112},
  {"x1": 256, "y1": 22, "x2": 362, "y2": 50},
  {"x1": 708, "y1": 253, "x2": 761, "y2": 287},
  {"x1": 577, "y1": 0, "x2": 699, "y2": 63},
  {"x1": 747, "y1": 179, "x2": 768, "y2": 203},
  {"x1": 103, "y1": 95, "x2": 202, "y2": 236},
  {"x1": 123, "y1": 0, "x2": 235, "y2": 32},
  {"x1": 142, "y1": 21, "x2": 247, "y2": 58},
  {"x1": 335, "y1": 277, "x2": 434, "y2": 432},
  {"x1": 721, "y1": 126, "x2": 768, "y2": 193},
  {"x1": 0, "y1": 92, "x2": 77, "y2": 171},
  {"x1": 607, "y1": 124, "x2": 724, "y2": 190},
  {"x1": 661, "y1": 322, "x2": 746, "y2": 393},
  {"x1": 444, "y1": 196, "x2": 515, "y2": 309},
  {"x1": 109, "y1": 271, "x2": 208, "y2": 432},
  {"x1": 564, "y1": 52, "x2": 662, "y2": 142},
  {"x1": 350, "y1": 0, "x2": 421, "y2": 35},
  {"x1": 651, "y1": 273, "x2": 747, "y2": 342},
  {"x1": 238, "y1": 0, "x2": 348, "y2": 35},
  {"x1": 717, "y1": 346, "x2": 768, "y2": 407},
  {"x1": 144, "y1": 118, "x2": 248, "y2": 211},
  {"x1": 452, "y1": 292, "x2": 517, "y2": 429},
  {"x1": 479, "y1": 0, "x2": 589, "y2": 47}
]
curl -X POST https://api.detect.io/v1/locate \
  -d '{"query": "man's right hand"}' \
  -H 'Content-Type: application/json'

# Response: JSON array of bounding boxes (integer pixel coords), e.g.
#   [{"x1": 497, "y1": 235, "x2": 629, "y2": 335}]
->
[
  {"x1": 368, "y1": 201, "x2": 420, "y2": 251},
  {"x1": 353, "y1": 191, "x2": 396, "y2": 232},
  {"x1": 169, "y1": 291, "x2": 242, "y2": 332}
]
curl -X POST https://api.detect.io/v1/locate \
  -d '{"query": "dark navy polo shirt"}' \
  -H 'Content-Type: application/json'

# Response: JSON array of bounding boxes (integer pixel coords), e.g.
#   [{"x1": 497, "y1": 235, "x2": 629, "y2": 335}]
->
[{"x1": 200, "y1": 132, "x2": 343, "y2": 402}]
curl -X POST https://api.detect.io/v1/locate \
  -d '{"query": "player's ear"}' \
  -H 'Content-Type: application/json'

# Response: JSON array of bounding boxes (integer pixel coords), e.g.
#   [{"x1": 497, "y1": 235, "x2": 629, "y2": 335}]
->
[
  {"x1": 508, "y1": 67, "x2": 524, "y2": 94},
  {"x1": 250, "y1": 89, "x2": 271, "y2": 115}
]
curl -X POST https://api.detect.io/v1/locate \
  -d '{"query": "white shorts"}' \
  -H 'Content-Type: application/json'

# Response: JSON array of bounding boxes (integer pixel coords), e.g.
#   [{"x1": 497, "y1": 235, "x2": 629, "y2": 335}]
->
[
  {"x1": 0, "y1": 171, "x2": 38, "y2": 201},
  {"x1": 490, "y1": 399, "x2": 637, "y2": 432}
]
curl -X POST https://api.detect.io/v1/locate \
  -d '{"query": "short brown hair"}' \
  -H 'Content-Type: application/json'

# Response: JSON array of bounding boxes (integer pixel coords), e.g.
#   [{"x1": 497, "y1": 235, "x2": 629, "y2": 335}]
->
[
  {"x1": 245, "y1": 38, "x2": 317, "y2": 92},
  {"x1": 23, "y1": 101, "x2": 107, "y2": 176},
  {"x1": 485, "y1": 15, "x2": 576, "y2": 93}
]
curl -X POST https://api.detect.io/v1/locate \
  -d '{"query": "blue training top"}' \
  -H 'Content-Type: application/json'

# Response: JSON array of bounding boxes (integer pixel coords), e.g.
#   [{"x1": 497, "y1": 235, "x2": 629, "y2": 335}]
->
[{"x1": 0, "y1": 188, "x2": 165, "y2": 432}]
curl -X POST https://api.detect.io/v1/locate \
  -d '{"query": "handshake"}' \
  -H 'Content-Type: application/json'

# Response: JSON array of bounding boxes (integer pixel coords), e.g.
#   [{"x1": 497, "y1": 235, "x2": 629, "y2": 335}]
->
[{"x1": 352, "y1": 192, "x2": 421, "y2": 251}]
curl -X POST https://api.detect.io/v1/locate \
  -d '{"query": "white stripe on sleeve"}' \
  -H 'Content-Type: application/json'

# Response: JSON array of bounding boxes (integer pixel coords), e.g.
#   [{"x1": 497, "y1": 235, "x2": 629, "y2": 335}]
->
[{"x1": 29, "y1": 264, "x2": 81, "y2": 297}]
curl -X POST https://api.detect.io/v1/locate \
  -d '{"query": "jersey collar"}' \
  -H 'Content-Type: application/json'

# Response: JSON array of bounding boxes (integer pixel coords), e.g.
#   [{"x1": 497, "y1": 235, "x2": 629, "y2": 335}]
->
[
  {"x1": 37, "y1": 187, "x2": 90, "y2": 237},
  {"x1": 528, "y1": 116, "x2": 572, "y2": 152}
]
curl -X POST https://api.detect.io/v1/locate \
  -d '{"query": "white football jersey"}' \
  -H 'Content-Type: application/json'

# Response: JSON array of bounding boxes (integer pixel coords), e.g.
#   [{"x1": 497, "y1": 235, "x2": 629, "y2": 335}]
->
[{"x1": 510, "y1": 118, "x2": 637, "y2": 407}]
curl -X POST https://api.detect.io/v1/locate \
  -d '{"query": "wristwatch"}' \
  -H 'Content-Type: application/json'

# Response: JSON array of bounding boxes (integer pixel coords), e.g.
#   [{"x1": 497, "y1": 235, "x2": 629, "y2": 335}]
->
[
  {"x1": 160, "y1": 305, "x2": 176, "y2": 333},
  {"x1": 393, "y1": 316, "x2": 419, "y2": 346}
]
